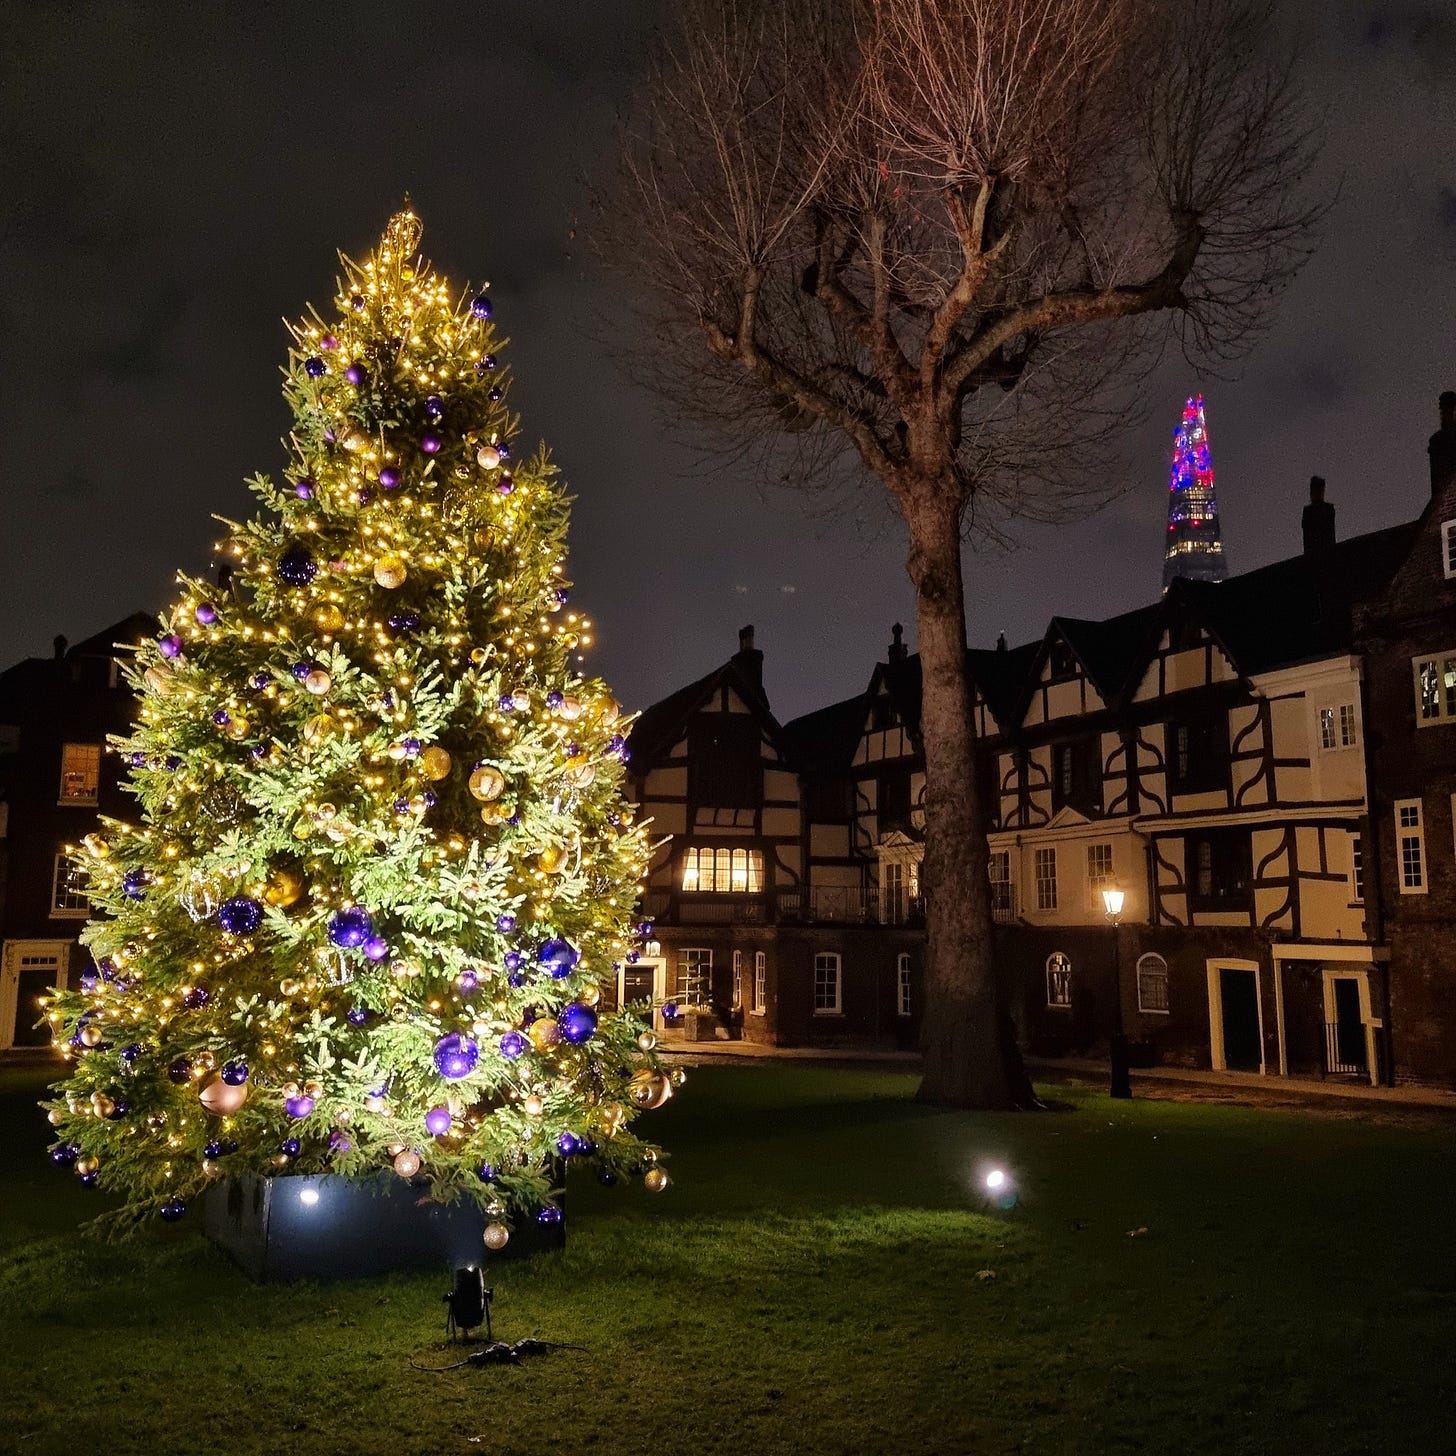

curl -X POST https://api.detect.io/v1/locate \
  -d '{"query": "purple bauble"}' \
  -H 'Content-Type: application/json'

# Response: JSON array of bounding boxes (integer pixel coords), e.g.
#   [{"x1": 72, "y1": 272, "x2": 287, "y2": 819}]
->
[
  {"x1": 481, "y1": 354, "x2": 498, "y2": 372},
  {"x1": 537, "y1": 1205, "x2": 564, "y2": 1227},
  {"x1": 351, "y1": 293, "x2": 365, "y2": 310},
  {"x1": 558, "y1": 1003, "x2": 598, "y2": 1046},
  {"x1": 221, "y1": 1060, "x2": 248, "y2": 1086},
  {"x1": 328, "y1": 906, "x2": 372, "y2": 949},
  {"x1": 251, "y1": 672, "x2": 270, "y2": 690},
  {"x1": 195, "y1": 602, "x2": 217, "y2": 626},
  {"x1": 129, "y1": 751, "x2": 147, "y2": 767},
  {"x1": 363, "y1": 935, "x2": 389, "y2": 961},
  {"x1": 212, "y1": 709, "x2": 230, "y2": 726},
  {"x1": 553, "y1": 588, "x2": 570, "y2": 607},
  {"x1": 537, "y1": 938, "x2": 580, "y2": 978},
  {"x1": 420, "y1": 433, "x2": 441, "y2": 454},
  {"x1": 497, "y1": 914, "x2": 516, "y2": 933},
  {"x1": 433, "y1": 1032, "x2": 479, "y2": 1080},
  {"x1": 457, "y1": 969, "x2": 479, "y2": 994},
  {"x1": 498, "y1": 694, "x2": 516, "y2": 712},
  {"x1": 167, "y1": 1057, "x2": 193, "y2": 1085},
  {"x1": 51, "y1": 1143, "x2": 78, "y2": 1165},
  {"x1": 182, "y1": 986, "x2": 209, "y2": 1010},
  {"x1": 277, "y1": 545, "x2": 316, "y2": 588},
  {"x1": 158, "y1": 633, "x2": 183, "y2": 659},
  {"x1": 79, "y1": 1172, "x2": 99, "y2": 1188},
  {"x1": 393, "y1": 797, "x2": 410, "y2": 815},
  {"x1": 402, "y1": 738, "x2": 421, "y2": 757},
  {"x1": 322, "y1": 333, "x2": 339, "y2": 350},
  {"x1": 345, "y1": 363, "x2": 366, "y2": 386},
  {"x1": 329, "y1": 1128, "x2": 352, "y2": 1152},
  {"x1": 291, "y1": 660, "x2": 312, "y2": 680},
  {"x1": 119, "y1": 1043, "x2": 142, "y2": 1063},
  {"x1": 346, "y1": 1007, "x2": 368, "y2": 1026},
  {"x1": 661, "y1": 1002, "x2": 680, "y2": 1022},
  {"x1": 503, "y1": 951, "x2": 523, "y2": 973},
  {"x1": 387, "y1": 612, "x2": 420, "y2": 633},
  {"x1": 122, "y1": 869, "x2": 149, "y2": 900},
  {"x1": 425, "y1": 394, "x2": 444, "y2": 418},
  {"x1": 507, "y1": 972, "x2": 525, "y2": 989},
  {"x1": 107, "y1": 1099, "x2": 129, "y2": 1120},
  {"x1": 471, "y1": 294, "x2": 492, "y2": 319},
  {"x1": 203, "y1": 1140, "x2": 224, "y2": 1159},
  {"x1": 285, "y1": 1095, "x2": 315, "y2": 1119},
  {"x1": 304, "y1": 356, "x2": 326, "y2": 378},
  {"x1": 379, "y1": 466, "x2": 401, "y2": 490},
  {"x1": 477, "y1": 1163, "x2": 497, "y2": 1183},
  {"x1": 158, "y1": 1198, "x2": 187, "y2": 1222},
  {"x1": 557, "y1": 1131, "x2": 581, "y2": 1158},
  {"x1": 499, "y1": 1030, "x2": 526, "y2": 1060},
  {"x1": 635, "y1": 921, "x2": 655, "y2": 938},
  {"x1": 280, "y1": 1138, "x2": 300, "y2": 1157},
  {"x1": 295, "y1": 478, "x2": 315, "y2": 500},
  {"x1": 497, "y1": 475, "x2": 515, "y2": 497},
  {"x1": 424, "y1": 1105, "x2": 452, "y2": 1137},
  {"x1": 488, "y1": 387, "x2": 503, "y2": 402},
  {"x1": 218, "y1": 896, "x2": 263, "y2": 936},
  {"x1": 546, "y1": 691, "x2": 564, "y2": 708}
]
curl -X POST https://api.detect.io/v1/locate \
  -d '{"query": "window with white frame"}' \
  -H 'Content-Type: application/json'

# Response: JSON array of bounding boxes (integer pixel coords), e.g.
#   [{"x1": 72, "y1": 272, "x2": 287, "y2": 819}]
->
[
  {"x1": 1034, "y1": 847, "x2": 1058, "y2": 911},
  {"x1": 1136, "y1": 953, "x2": 1170, "y2": 1013},
  {"x1": 989, "y1": 851, "x2": 1012, "y2": 914},
  {"x1": 1318, "y1": 704, "x2": 1358, "y2": 750},
  {"x1": 1443, "y1": 519, "x2": 1456, "y2": 579},
  {"x1": 681, "y1": 846, "x2": 764, "y2": 892},
  {"x1": 51, "y1": 854, "x2": 89, "y2": 917},
  {"x1": 732, "y1": 950, "x2": 743, "y2": 1010},
  {"x1": 678, "y1": 948, "x2": 712, "y2": 1006},
  {"x1": 58, "y1": 743, "x2": 101, "y2": 805},
  {"x1": 1396, "y1": 800, "x2": 1426, "y2": 894},
  {"x1": 1414, "y1": 654, "x2": 1456, "y2": 726},
  {"x1": 753, "y1": 951, "x2": 767, "y2": 1014},
  {"x1": 813, "y1": 952, "x2": 842, "y2": 1014},
  {"x1": 881, "y1": 860, "x2": 907, "y2": 924},
  {"x1": 1086, "y1": 843, "x2": 1114, "y2": 908},
  {"x1": 896, "y1": 952, "x2": 912, "y2": 1018},
  {"x1": 1351, "y1": 835, "x2": 1364, "y2": 904},
  {"x1": 1046, "y1": 951, "x2": 1072, "y2": 1008}
]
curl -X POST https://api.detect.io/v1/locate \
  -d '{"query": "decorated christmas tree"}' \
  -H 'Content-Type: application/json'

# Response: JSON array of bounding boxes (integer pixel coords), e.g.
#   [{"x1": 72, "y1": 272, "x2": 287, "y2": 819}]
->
[{"x1": 43, "y1": 208, "x2": 676, "y2": 1238}]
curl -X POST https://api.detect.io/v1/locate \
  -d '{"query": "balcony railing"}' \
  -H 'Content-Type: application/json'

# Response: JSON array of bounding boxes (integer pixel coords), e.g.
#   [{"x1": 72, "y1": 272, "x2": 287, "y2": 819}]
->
[{"x1": 1324, "y1": 1021, "x2": 1374, "y2": 1079}]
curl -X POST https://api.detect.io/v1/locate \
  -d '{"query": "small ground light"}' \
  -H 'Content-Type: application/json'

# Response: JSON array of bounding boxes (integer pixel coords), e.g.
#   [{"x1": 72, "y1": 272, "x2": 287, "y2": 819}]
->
[
  {"x1": 981, "y1": 1166, "x2": 1018, "y2": 1210},
  {"x1": 299, "y1": 1187, "x2": 320, "y2": 1207}
]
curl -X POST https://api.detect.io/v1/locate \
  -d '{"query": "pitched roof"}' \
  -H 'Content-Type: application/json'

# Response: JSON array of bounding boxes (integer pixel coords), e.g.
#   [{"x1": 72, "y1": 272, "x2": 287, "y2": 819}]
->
[
  {"x1": 779, "y1": 691, "x2": 868, "y2": 776},
  {"x1": 1049, "y1": 605, "x2": 1166, "y2": 705},
  {"x1": 625, "y1": 658, "x2": 780, "y2": 768}
]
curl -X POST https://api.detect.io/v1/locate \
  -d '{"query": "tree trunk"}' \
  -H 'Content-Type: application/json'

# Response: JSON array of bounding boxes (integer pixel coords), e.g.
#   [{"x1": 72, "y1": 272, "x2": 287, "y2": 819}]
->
[{"x1": 906, "y1": 487, "x2": 1016, "y2": 1108}]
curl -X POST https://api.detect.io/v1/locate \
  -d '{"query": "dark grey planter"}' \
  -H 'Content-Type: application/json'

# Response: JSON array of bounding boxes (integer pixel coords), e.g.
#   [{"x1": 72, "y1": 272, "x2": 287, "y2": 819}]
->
[{"x1": 204, "y1": 1172, "x2": 564, "y2": 1282}]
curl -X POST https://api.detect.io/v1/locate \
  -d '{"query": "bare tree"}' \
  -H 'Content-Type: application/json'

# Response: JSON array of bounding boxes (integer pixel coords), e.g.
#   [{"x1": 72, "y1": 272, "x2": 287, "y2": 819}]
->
[{"x1": 602, "y1": 0, "x2": 1323, "y2": 1107}]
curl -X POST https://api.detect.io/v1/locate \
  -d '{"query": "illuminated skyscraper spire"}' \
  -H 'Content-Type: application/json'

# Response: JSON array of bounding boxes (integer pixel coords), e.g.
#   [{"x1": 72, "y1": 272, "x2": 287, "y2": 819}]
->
[{"x1": 1162, "y1": 393, "x2": 1227, "y2": 590}]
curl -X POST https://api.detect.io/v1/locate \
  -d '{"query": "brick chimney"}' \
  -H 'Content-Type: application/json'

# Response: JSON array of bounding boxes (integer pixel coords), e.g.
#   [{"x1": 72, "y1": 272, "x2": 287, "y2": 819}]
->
[
  {"x1": 888, "y1": 623, "x2": 908, "y2": 663},
  {"x1": 52, "y1": 634, "x2": 67, "y2": 660},
  {"x1": 732, "y1": 624, "x2": 763, "y2": 692},
  {"x1": 1430, "y1": 391, "x2": 1456, "y2": 497},
  {"x1": 1301, "y1": 475, "x2": 1336, "y2": 553}
]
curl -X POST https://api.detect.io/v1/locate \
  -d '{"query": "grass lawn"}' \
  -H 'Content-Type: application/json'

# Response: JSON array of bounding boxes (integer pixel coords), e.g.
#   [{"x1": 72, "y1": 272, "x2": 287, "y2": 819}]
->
[{"x1": 1, "y1": 1062, "x2": 1453, "y2": 1456}]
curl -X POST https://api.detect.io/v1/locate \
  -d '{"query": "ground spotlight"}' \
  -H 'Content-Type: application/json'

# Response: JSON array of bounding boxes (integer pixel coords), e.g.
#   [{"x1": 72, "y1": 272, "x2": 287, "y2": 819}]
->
[{"x1": 980, "y1": 1164, "x2": 1018, "y2": 1210}]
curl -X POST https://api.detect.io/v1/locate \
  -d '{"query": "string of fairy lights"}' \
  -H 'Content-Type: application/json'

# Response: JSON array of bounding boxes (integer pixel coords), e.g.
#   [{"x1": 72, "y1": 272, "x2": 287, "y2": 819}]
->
[{"x1": 42, "y1": 209, "x2": 680, "y2": 1238}]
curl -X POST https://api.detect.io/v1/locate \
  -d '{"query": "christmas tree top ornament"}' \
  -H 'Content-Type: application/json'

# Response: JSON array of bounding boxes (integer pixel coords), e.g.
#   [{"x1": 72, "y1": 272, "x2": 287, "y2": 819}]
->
[{"x1": 42, "y1": 207, "x2": 671, "y2": 1234}]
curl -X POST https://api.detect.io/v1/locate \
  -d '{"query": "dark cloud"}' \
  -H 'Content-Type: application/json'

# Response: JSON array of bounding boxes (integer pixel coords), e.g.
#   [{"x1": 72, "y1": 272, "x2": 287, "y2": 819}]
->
[{"x1": 1, "y1": 0, "x2": 1453, "y2": 723}]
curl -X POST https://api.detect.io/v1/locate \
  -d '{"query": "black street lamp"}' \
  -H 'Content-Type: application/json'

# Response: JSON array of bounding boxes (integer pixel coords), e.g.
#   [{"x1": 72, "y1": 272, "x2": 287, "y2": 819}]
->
[{"x1": 1102, "y1": 886, "x2": 1132, "y2": 1100}]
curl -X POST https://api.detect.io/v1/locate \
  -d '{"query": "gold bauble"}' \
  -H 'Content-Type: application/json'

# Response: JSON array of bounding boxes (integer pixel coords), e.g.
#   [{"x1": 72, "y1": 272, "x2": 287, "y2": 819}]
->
[
  {"x1": 420, "y1": 746, "x2": 452, "y2": 780},
  {"x1": 74, "y1": 1157, "x2": 99, "y2": 1177},
  {"x1": 195, "y1": 1050, "x2": 217, "y2": 1072},
  {"x1": 47, "y1": 1109, "x2": 63, "y2": 1126},
  {"x1": 90, "y1": 1092, "x2": 115, "y2": 1118},
  {"x1": 556, "y1": 695, "x2": 583, "y2": 722},
  {"x1": 528, "y1": 1018, "x2": 561, "y2": 1052},
  {"x1": 468, "y1": 765, "x2": 506, "y2": 801},
  {"x1": 523, "y1": 1094, "x2": 545, "y2": 1117},
  {"x1": 597, "y1": 698, "x2": 621, "y2": 726},
  {"x1": 393, "y1": 1149, "x2": 422, "y2": 1178},
  {"x1": 564, "y1": 762, "x2": 596, "y2": 788},
  {"x1": 637, "y1": 1031, "x2": 657, "y2": 1052},
  {"x1": 628, "y1": 1070, "x2": 673, "y2": 1111},
  {"x1": 537, "y1": 844, "x2": 568, "y2": 874},
  {"x1": 580, "y1": 983, "x2": 602, "y2": 1008},
  {"x1": 143, "y1": 666, "x2": 171, "y2": 696},
  {"x1": 199, "y1": 1076, "x2": 248, "y2": 1116},
  {"x1": 336, "y1": 1105, "x2": 353, "y2": 1125},
  {"x1": 365, "y1": 1094, "x2": 389, "y2": 1114},
  {"x1": 303, "y1": 1080, "x2": 324, "y2": 1099},
  {"x1": 225, "y1": 717, "x2": 250, "y2": 740},
  {"x1": 341, "y1": 428, "x2": 369, "y2": 452},
  {"x1": 598, "y1": 1102, "x2": 628, "y2": 1136},
  {"x1": 303, "y1": 713, "x2": 334, "y2": 743},
  {"x1": 79, "y1": 1024, "x2": 105, "y2": 1047},
  {"x1": 374, "y1": 555, "x2": 408, "y2": 589},
  {"x1": 304, "y1": 669, "x2": 332, "y2": 696},
  {"x1": 483, "y1": 1222, "x2": 511, "y2": 1251},
  {"x1": 477, "y1": 444, "x2": 502, "y2": 470},
  {"x1": 81, "y1": 833, "x2": 109, "y2": 858},
  {"x1": 202, "y1": 1158, "x2": 220, "y2": 1176},
  {"x1": 469, "y1": 646, "x2": 488, "y2": 665},
  {"x1": 669, "y1": 1066, "x2": 688, "y2": 1088},
  {"x1": 644, "y1": 1168, "x2": 671, "y2": 1194},
  {"x1": 316, "y1": 603, "x2": 346, "y2": 633},
  {"x1": 479, "y1": 805, "x2": 507, "y2": 827},
  {"x1": 282, "y1": 1081, "x2": 301, "y2": 1099},
  {"x1": 263, "y1": 866, "x2": 306, "y2": 908},
  {"x1": 293, "y1": 817, "x2": 314, "y2": 840}
]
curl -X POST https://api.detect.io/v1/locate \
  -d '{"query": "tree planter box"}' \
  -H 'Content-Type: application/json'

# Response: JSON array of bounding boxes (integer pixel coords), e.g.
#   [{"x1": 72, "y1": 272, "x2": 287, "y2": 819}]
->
[{"x1": 204, "y1": 1172, "x2": 565, "y2": 1283}]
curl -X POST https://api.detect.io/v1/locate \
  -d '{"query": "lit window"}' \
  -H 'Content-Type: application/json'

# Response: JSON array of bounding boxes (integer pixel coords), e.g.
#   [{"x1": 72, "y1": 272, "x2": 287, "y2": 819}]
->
[
  {"x1": 896, "y1": 953, "x2": 912, "y2": 1018},
  {"x1": 732, "y1": 950, "x2": 743, "y2": 1010},
  {"x1": 1396, "y1": 800, "x2": 1426, "y2": 894},
  {"x1": 813, "y1": 953, "x2": 842, "y2": 1015},
  {"x1": 1046, "y1": 952, "x2": 1072, "y2": 1008},
  {"x1": 989, "y1": 851, "x2": 1013, "y2": 915},
  {"x1": 1414, "y1": 654, "x2": 1456, "y2": 725},
  {"x1": 1136, "y1": 953, "x2": 1170, "y2": 1013},
  {"x1": 1034, "y1": 847, "x2": 1058, "y2": 911},
  {"x1": 1443, "y1": 519, "x2": 1456, "y2": 579},
  {"x1": 1086, "y1": 843, "x2": 1114, "y2": 908},
  {"x1": 59, "y1": 743, "x2": 101, "y2": 805},
  {"x1": 679, "y1": 949, "x2": 712, "y2": 1006},
  {"x1": 51, "y1": 854, "x2": 90, "y2": 917},
  {"x1": 681, "y1": 847, "x2": 764, "y2": 892},
  {"x1": 753, "y1": 951, "x2": 767, "y2": 1015},
  {"x1": 1319, "y1": 705, "x2": 1358, "y2": 750}
]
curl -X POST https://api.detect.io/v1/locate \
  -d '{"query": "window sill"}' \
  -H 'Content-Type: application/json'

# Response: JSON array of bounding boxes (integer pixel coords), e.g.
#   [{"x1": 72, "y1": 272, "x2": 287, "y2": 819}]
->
[
  {"x1": 750, "y1": 1008, "x2": 767, "y2": 1017},
  {"x1": 812, "y1": 1010, "x2": 844, "y2": 1018},
  {"x1": 57, "y1": 798, "x2": 99, "y2": 809},
  {"x1": 1137, "y1": 1007, "x2": 1171, "y2": 1016},
  {"x1": 49, "y1": 910, "x2": 89, "y2": 920},
  {"x1": 1046, "y1": 1003, "x2": 1073, "y2": 1012}
]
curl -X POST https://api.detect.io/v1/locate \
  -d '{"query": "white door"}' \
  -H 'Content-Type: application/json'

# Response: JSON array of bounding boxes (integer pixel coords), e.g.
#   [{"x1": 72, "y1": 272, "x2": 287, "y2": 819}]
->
[{"x1": 1, "y1": 941, "x2": 72, "y2": 1050}]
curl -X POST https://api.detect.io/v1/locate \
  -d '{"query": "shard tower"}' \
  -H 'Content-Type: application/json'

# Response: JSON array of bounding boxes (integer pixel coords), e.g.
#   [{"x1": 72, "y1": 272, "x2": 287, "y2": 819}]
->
[{"x1": 1162, "y1": 394, "x2": 1228, "y2": 590}]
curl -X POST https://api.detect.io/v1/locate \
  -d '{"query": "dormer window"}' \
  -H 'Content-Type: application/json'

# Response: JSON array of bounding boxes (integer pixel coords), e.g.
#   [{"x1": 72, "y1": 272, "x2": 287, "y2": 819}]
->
[
  {"x1": 1048, "y1": 640, "x2": 1077, "y2": 680},
  {"x1": 1442, "y1": 520, "x2": 1456, "y2": 580}
]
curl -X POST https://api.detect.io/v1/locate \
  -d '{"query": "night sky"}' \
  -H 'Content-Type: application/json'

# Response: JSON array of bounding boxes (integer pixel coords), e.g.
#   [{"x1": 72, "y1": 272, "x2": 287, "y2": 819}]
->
[{"x1": 2, "y1": 2, "x2": 1452, "y2": 724}]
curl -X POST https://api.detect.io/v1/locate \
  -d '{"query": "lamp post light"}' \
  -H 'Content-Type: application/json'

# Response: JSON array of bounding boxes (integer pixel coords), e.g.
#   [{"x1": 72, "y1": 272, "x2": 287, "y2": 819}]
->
[{"x1": 1101, "y1": 885, "x2": 1132, "y2": 1100}]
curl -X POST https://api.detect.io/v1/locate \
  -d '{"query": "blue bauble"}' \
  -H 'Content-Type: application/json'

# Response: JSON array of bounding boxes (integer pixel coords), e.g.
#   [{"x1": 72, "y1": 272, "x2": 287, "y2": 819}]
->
[
  {"x1": 327, "y1": 906, "x2": 372, "y2": 949},
  {"x1": 497, "y1": 914, "x2": 516, "y2": 933},
  {"x1": 425, "y1": 394, "x2": 444, "y2": 418},
  {"x1": 558, "y1": 1003, "x2": 598, "y2": 1046},
  {"x1": 119, "y1": 1043, "x2": 142, "y2": 1063},
  {"x1": 182, "y1": 986, "x2": 209, "y2": 1010},
  {"x1": 499, "y1": 1030, "x2": 526, "y2": 1060},
  {"x1": 158, "y1": 1198, "x2": 187, "y2": 1222},
  {"x1": 537, "y1": 938, "x2": 580, "y2": 978},
  {"x1": 79, "y1": 1172, "x2": 99, "y2": 1187},
  {"x1": 556, "y1": 1132, "x2": 581, "y2": 1158},
  {"x1": 304, "y1": 356, "x2": 326, "y2": 378},
  {"x1": 345, "y1": 363, "x2": 366, "y2": 386},
  {"x1": 217, "y1": 896, "x2": 263, "y2": 936},
  {"x1": 471, "y1": 294, "x2": 492, "y2": 319},
  {"x1": 122, "y1": 868, "x2": 149, "y2": 900},
  {"x1": 277, "y1": 545, "x2": 317, "y2": 588},
  {"x1": 280, "y1": 1138, "x2": 300, "y2": 1157},
  {"x1": 477, "y1": 1163, "x2": 498, "y2": 1183},
  {"x1": 167, "y1": 1056, "x2": 193, "y2": 1084},
  {"x1": 433, "y1": 1032, "x2": 479, "y2": 1080},
  {"x1": 50, "y1": 1143, "x2": 78, "y2": 1165},
  {"x1": 346, "y1": 1007, "x2": 368, "y2": 1026},
  {"x1": 221, "y1": 1059, "x2": 248, "y2": 1085},
  {"x1": 536, "y1": 1205, "x2": 564, "y2": 1226}
]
